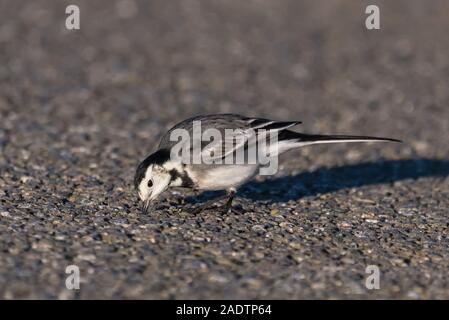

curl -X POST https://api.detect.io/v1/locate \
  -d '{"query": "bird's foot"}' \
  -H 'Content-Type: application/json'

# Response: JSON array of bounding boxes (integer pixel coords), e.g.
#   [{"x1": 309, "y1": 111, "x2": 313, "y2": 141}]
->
[
  {"x1": 186, "y1": 204, "x2": 217, "y2": 215},
  {"x1": 185, "y1": 190, "x2": 244, "y2": 215},
  {"x1": 186, "y1": 202, "x2": 245, "y2": 215},
  {"x1": 222, "y1": 204, "x2": 245, "y2": 215}
]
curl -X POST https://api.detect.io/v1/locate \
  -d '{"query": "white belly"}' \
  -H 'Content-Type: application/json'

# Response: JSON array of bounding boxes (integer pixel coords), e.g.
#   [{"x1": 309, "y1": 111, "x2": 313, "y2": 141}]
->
[{"x1": 186, "y1": 164, "x2": 259, "y2": 190}]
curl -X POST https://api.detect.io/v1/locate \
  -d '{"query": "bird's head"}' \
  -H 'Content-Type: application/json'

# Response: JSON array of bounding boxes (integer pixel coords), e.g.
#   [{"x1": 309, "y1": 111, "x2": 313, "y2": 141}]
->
[{"x1": 134, "y1": 149, "x2": 173, "y2": 212}]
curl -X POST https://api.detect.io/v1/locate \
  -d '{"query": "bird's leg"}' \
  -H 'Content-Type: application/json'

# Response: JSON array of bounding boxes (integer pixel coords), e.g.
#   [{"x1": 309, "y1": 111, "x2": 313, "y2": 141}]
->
[
  {"x1": 187, "y1": 192, "x2": 229, "y2": 214},
  {"x1": 186, "y1": 189, "x2": 242, "y2": 215},
  {"x1": 222, "y1": 189, "x2": 236, "y2": 214}
]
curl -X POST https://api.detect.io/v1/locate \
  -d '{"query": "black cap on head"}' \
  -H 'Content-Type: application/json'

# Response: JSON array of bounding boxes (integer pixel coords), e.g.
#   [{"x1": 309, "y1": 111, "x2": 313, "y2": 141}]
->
[{"x1": 134, "y1": 149, "x2": 170, "y2": 190}]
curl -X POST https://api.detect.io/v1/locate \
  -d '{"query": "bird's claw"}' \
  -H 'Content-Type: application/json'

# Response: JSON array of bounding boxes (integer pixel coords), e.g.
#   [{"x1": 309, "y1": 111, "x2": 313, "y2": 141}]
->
[
  {"x1": 186, "y1": 205, "x2": 205, "y2": 215},
  {"x1": 226, "y1": 205, "x2": 245, "y2": 215},
  {"x1": 186, "y1": 203, "x2": 245, "y2": 215}
]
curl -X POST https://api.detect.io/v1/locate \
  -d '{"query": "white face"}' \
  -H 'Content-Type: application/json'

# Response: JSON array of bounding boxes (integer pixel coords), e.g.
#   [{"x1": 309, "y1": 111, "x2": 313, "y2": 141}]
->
[{"x1": 138, "y1": 164, "x2": 171, "y2": 204}]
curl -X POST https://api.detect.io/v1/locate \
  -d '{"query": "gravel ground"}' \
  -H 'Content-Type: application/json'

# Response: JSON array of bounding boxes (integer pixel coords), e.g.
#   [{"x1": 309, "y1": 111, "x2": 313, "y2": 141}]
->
[{"x1": 0, "y1": 0, "x2": 448, "y2": 299}]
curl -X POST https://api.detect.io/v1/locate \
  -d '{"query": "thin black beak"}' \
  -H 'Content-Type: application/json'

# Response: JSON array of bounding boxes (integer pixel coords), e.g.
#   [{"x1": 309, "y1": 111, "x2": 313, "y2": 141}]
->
[{"x1": 141, "y1": 199, "x2": 151, "y2": 214}]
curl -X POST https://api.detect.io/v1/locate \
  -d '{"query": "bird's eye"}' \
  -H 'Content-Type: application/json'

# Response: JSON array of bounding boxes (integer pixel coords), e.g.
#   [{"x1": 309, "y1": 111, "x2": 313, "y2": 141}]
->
[{"x1": 147, "y1": 179, "x2": 153, "y2": 188}]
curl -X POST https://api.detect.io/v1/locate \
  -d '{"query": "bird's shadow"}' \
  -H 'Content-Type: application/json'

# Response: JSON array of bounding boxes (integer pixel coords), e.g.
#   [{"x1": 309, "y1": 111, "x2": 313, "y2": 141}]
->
[{"x1": 187, "y1": 159, "x2": 449, "y2": 204}]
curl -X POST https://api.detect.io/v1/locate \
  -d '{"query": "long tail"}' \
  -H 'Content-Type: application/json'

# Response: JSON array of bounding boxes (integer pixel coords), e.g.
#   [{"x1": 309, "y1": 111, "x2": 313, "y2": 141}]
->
[{"x1": 276, "y1": 130, "x2": 401, "y2": 153}]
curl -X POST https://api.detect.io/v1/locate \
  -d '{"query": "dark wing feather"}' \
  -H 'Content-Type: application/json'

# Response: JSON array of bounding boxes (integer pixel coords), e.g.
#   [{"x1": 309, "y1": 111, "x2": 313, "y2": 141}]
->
[{"x1": 157, "y1": 114, "x2": 303, "y2": 160}]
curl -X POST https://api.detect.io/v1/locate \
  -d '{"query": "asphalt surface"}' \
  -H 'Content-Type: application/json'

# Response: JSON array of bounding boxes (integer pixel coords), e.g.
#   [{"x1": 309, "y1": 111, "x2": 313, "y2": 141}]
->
[{"x1": 0, "y1": 0, "x2": 448, "y2": 299}]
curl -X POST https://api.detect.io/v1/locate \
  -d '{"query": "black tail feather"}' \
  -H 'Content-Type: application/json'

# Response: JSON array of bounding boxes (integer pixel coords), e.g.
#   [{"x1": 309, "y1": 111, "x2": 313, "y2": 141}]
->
[{"x1": 279, "y1": 130, "x2": 402, "y2": 143}]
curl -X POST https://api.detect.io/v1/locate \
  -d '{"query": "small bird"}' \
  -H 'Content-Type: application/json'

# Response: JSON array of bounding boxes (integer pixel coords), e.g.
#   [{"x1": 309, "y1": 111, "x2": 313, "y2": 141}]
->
[{"x1": 134, "y1": 114, "x2": 400, "y2": 213}]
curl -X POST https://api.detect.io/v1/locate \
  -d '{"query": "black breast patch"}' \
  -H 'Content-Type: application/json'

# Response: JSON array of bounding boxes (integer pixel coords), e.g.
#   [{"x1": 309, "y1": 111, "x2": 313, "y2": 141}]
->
[{"x1": 169, "y1": 168, "x2": 194, "y2": 188}]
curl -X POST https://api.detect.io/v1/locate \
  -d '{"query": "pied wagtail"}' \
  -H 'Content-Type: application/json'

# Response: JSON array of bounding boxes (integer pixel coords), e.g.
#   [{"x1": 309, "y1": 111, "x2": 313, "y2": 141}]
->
[{"x1": 134, "y1": 114, "x2": 400, "y2": 213}]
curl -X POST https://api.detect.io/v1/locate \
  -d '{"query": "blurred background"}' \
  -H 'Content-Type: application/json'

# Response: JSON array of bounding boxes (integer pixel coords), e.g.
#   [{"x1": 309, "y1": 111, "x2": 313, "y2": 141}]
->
[{"x1": 0, "y1": 0, "x2": 448, "y2": 299}]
